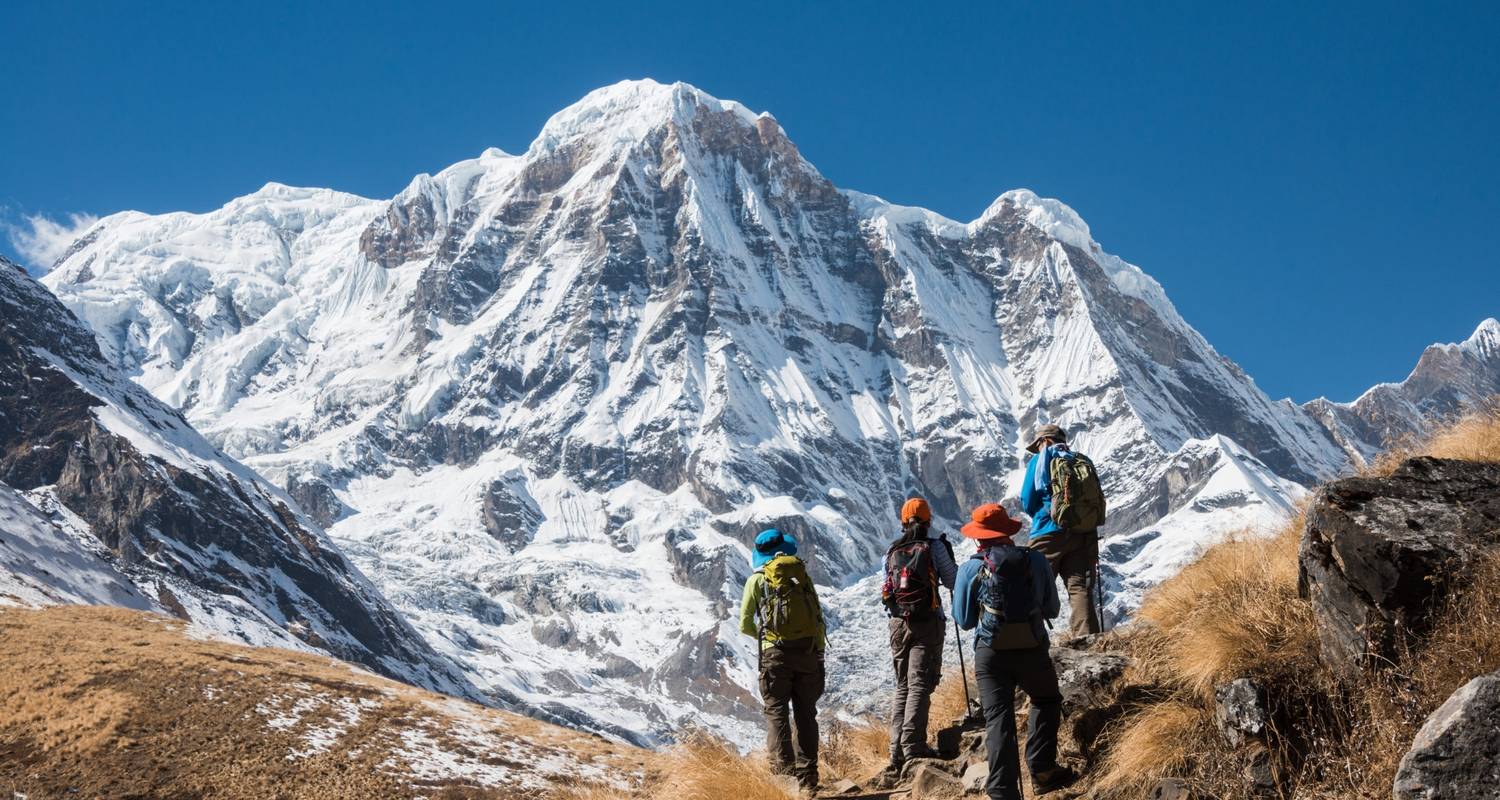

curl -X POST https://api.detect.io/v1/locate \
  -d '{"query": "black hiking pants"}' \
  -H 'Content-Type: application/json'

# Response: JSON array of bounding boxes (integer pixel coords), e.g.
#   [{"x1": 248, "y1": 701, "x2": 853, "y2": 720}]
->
[
  {"x1": 974, "y1": 643, "x2": 1062, "y2": 800},
  {"x1": 760, "y1": 637, "x2": 824, "y2": 788},
  {"x1": 1031, "y1": 530, "x2": 1100, "y2": 637},
  {"x1": 888, "y1": 614, "x2": 945, "y2": 761}
]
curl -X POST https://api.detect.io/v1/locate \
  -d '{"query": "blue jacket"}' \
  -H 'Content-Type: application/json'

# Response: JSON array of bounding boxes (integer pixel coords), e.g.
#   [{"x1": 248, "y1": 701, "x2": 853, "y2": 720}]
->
[
  {"x1": 953, "y1": 545, "x2": 1060, "y2": 648},
  {"x1": 1020, "y1": 444, "x2": 1070, "y2": 540}
]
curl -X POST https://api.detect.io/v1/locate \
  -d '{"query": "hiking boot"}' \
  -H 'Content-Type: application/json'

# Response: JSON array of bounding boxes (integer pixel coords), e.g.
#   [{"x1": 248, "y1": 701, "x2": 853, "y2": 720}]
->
[
  {"x1": 1032, "y1": 764, "x2": 1078, "y2": 794},
  {"x1": 904, "y1": 744, "x2": 941, "y2": 760},
  {"x1": 870, "y1": 762, "x2": 904, "y2": 790}
]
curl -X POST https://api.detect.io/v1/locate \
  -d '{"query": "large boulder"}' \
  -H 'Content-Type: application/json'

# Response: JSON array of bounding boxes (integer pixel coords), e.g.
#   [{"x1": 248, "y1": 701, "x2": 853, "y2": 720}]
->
[
  {"x1": 1051, "y1": 645, "x2": 1134, "y2": 760},
  {"x1": 1394, "y1": 670, "x2": 1500, "y2": 799},
  {"x1": 1298, "y1": 457, "x2": 1500, "y2": 677}
]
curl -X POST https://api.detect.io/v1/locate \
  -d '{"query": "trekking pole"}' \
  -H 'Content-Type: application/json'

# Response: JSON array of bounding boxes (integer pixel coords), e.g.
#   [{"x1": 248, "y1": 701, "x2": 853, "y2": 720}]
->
[
  {"x1": 1093, "y1": 557, "x2": 1107, "y2": 633},
  {"x1": 949, "y1": 588, "x2": 975, "y2": 720}
]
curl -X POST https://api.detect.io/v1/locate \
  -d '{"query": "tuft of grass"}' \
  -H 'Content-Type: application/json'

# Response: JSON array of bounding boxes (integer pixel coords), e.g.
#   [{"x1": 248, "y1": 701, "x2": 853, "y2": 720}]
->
[
  {"x1": 822, "y1": 716, "x2": 891, "y2": 782},
  {"x1": 928, "y1": 667, "x2": 975, "y2": 730},
  {"x1": 1367, "y1": 398, "x2": 1500, "y2": 476},
  {"x1": 1130, "y1": 513, "x2": 1319, "y2": 700},
  {"x1": 650, "y1": 735, "x2": 801, "y2": 800},
  {"x1": 1092, "y1": 701, "x2": 1213, "y2": 796}
]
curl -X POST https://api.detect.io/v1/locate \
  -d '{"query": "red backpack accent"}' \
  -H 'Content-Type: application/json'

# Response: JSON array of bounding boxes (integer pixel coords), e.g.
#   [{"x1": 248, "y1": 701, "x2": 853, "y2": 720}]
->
[{"x1": 881, "y1": 537, "x2": 940, "y2": 619}]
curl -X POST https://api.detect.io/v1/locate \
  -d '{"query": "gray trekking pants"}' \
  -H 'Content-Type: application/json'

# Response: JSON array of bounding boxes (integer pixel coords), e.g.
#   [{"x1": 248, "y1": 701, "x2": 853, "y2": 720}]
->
[
  {"x1": 1030, "y1": 530, "x2": 1100, "y2": 638},
  {"x1": 760, "y1": 637, "x2": 824, "y2": 788},
  {"x1": 888, "y1": 614, "x2": 945, "y2": 760}
]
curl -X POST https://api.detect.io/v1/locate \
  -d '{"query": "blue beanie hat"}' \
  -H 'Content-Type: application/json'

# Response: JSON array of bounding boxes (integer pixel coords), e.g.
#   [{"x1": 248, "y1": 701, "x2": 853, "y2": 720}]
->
[{"x1": 752, "y1": 529, "x2": 798, "y2": 569}]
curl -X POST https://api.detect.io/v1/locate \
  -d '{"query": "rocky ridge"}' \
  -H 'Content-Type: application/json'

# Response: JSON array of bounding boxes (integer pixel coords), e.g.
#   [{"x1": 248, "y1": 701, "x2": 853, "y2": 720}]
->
[{"x1": 0, "y1": 256, "x2": 474, "y2": 697}]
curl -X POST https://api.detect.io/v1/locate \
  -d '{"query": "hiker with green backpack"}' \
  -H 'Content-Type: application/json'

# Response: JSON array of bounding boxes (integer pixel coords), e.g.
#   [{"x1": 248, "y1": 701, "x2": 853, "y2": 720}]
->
[
  {"x1": 738, "y1": 529, "x2": 826, "y2": 795},
  {"x1": 1019, "y1": 423, "x2": 1108, "y2": 637}
]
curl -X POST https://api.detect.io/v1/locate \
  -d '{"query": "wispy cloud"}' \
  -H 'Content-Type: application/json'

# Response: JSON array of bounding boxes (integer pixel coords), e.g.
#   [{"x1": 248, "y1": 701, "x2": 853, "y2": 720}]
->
[{"x1": 5, "y1": 212, "x2": 100, "y2": 274}]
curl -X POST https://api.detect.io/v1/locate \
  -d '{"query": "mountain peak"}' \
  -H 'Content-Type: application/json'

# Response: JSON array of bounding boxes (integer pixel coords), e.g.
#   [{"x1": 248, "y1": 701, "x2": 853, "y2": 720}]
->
[
  {"x1": 1467, "y1": 317, "x2": 1500, "y2": 352},
  {"x1": 975, "y1": 188, "x2": 1095, "y2": 251},
  {"x1": 530, "y1": 79, "x2": 764, "y2": 153}
]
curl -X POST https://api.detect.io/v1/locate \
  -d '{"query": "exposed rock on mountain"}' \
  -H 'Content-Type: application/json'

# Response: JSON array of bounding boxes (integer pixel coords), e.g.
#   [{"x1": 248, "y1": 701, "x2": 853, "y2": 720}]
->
[
  {"x1": 36, "y1": 79, "x2": 1485, "y2": 743},
  {"x1": 0, "y1": 256, "x2": 473, "y2": 697},
  {"x1": 1299, "y1": 457, "x2": 1500, "y2": 678},
  {"x1": 1305, "y1": 318, "x2": 1500, "y2": 464}
]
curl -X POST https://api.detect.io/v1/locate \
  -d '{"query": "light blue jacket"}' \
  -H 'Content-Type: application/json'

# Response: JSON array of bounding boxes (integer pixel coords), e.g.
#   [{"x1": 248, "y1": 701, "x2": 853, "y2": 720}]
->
[
  {"x1": 953, "y1": 546, "x2": 1060, "y2": 648},
  {"x1": 1020, "y1": 444, "x2": 1072, "y2": 540}
]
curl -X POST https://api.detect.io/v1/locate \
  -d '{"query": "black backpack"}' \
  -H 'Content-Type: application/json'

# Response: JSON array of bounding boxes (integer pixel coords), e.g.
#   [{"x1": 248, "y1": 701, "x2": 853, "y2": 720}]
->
[
  {"x1": 881, "y1": 535, "x2": 941, "y2": 619},
  {"x1": 976, "y1": 543, "x2": 1041, "y2": 649}
]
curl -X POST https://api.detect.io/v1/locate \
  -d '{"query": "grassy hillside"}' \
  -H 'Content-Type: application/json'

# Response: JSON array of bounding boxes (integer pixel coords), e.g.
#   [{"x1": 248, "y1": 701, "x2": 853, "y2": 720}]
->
[{"x1": 0, "y1": 605, "x2": 650, "y2": 799}]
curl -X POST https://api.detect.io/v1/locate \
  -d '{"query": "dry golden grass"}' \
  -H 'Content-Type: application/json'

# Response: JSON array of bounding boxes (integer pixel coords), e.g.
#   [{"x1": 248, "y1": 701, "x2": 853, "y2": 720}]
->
[
  {"x1": 0, "y1": 605, "x2": 650, "y2": 800},
  {"x1": 1130, "y1": 512, "x2": 1320, "y2": 700},
  {"x1": 822, "y1": 716, "x2": 892, "y2": 782},
  {"x1": 1366, "y1": 398, "x2": 1500, "y2": 475},
  {"x1": 928, "y1": 667, "x2": 975, "y2": 729},
  {"x1": 558, "y1": 736, "x2": 799, "y2": 800},
  {"x1": 1092, "y1": 701, "x2": 1213, "y2": 796},
  {"x1": 1086, "y1": 400, "x2": 1500, "y2": 799}
]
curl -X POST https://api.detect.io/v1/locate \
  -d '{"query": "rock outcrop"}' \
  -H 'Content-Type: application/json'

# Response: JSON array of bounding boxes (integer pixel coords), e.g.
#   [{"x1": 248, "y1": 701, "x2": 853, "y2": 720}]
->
[
  {"x1": 1298, "y1": 457, "x2": 1500, "y2": 678},
  {"x1": 0, "y1": 257, "x2": 474, "y2": 699},
  {"x1": 1394, "y1": 669, "x2": 1500, "y2": 800}
]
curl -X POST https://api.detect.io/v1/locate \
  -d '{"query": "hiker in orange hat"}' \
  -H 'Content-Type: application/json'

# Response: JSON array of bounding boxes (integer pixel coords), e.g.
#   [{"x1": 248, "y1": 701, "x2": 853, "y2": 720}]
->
[
  {"x1": 873, "y1": 496, "x2": 958, "y2": 786},
  {"x1": 953, "y1": 503, "x2": 1076, "y2": 799}
]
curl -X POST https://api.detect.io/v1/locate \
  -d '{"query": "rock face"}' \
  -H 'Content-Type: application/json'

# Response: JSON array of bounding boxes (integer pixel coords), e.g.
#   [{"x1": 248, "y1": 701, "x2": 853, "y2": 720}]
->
[
  {"x1": 1299, "y1": 457, "x2": 1500, "y2": 678},
  {"x1": 1394, "y1": 670, "x2": 1500, "y2": 800},
  {"x1": 1304, "y1": 318, "x2": 1500, "y2": 465},
  {"x1": 0, "y1": 257, "x2": 474, "y2": 699},
  {"x1": 35, "y1": 79, "x2": 1487, "y2": 743}
]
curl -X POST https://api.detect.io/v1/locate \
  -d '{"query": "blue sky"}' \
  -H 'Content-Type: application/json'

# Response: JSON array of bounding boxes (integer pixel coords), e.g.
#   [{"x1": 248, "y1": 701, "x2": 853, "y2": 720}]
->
[{"x1": 4, "y1": 0, "x2": 1496, "y2": 402}]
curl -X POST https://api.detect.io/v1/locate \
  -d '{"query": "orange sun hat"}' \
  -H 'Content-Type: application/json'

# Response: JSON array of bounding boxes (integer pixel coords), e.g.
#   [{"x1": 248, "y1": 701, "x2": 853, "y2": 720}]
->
[
  {"x1": 959, "y1": 503, "x2": 1022, "y2": 540},
  {"x1": 900, "y1": 497, "x2": 932, "y2": 524}
]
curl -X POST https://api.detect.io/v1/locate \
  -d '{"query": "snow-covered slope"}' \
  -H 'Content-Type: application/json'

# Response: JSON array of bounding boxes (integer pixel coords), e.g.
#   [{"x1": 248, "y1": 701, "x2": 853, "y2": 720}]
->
[
  {"x1": 1305, "y1": 318, "x2": 1500, "y2": 464},
  {"x1": 40, "y1": 79, "x2": 1404, "y2": 744},
  {"x1": 0, "y1": 256, "x2": 475, "y2": 697}
]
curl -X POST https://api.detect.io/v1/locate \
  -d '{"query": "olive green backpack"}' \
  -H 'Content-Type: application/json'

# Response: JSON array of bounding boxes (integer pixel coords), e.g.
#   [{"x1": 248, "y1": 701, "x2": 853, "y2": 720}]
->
[
  {"x1": 1049, "y1": 451, "x2": 1107, "y2": 531},
  {"x1": 756, "y1": 555, "x2": 823, "y2": 644}
]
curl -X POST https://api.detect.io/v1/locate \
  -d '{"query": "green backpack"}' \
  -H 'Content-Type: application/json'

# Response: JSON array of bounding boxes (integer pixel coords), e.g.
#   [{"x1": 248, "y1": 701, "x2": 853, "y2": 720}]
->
[
  {"x1": 1049, "y1": 451, "x2": 1107, "y2": 531},
  {"x1": 756, "y1": 555, "x2": 823, "y2": 644}
]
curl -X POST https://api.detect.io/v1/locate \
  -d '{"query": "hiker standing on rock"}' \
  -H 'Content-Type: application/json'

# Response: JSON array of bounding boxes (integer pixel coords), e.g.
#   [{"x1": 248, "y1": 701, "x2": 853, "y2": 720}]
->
[
  {"x1": 877, "y1": 497, "x2": 958, "y2": 782},
  {"x1": 1020, "y1": 423, "x2": 1107, "y2": 637},
  {"x1": 739, "y1": 529, "x2": 826, "y2": 795},
  {"x1": 954, "y1": 503, "x2": 1077, "y2": 800}
]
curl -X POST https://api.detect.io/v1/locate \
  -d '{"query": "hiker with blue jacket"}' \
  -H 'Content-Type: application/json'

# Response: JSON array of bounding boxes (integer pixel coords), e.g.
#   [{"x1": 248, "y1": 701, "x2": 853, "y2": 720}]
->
[
  {"x1": 739, "y1": 529, "x2": 826, "y2": 794},
  {"x1": 1020, "y1": 423, "x2": 1106, "y2": 637},
  {"x1": 954, "y1": 503, "x2": 1076, "y2": 800}
]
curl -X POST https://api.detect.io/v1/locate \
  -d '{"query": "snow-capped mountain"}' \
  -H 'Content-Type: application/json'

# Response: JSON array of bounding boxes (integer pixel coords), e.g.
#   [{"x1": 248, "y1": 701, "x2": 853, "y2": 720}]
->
[
  {"x1": 34, "y1": 79, "x2": 1481, "y2": 744},
  {"x1": 1305, "y1": 318, "x2": 1500, "y2": 464},
  {"x1": 0, "y1": 256, "x2": 474, "y2": 698}
]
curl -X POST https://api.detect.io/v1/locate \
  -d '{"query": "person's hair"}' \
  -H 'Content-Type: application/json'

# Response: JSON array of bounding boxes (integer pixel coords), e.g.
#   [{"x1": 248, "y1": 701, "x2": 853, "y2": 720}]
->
[{"x1": 901, "y1": 517, "x2": 930, "y2": 542}]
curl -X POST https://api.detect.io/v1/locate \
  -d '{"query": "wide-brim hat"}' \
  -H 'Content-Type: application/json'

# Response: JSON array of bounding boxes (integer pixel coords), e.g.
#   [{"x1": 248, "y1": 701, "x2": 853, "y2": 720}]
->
[
  {"x1": 960, "y1": 503, "x2": 1022, "y2": 539},
  {"x1": 752, "y1": 529, "x2": 798, "y2": 568},
  {"x1": 1026, "y1": 423, "x2": 1069, "y2": 454}
]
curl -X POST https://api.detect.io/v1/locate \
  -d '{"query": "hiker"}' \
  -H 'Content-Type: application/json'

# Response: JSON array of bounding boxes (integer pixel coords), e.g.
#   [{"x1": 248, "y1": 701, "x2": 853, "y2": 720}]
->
[
  {"x1": 954, "y1": 503, "x2": 1076, "y2": 800},
  {"x1": 739, "y1": 529, "x2": 826, "y2": 794},
  {"x1": 1019, "y1": 423, "x2": 1107, "y2": 637},
  {"x1": 877, "y1": 497, "x2": 958, "y2": 782}
]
